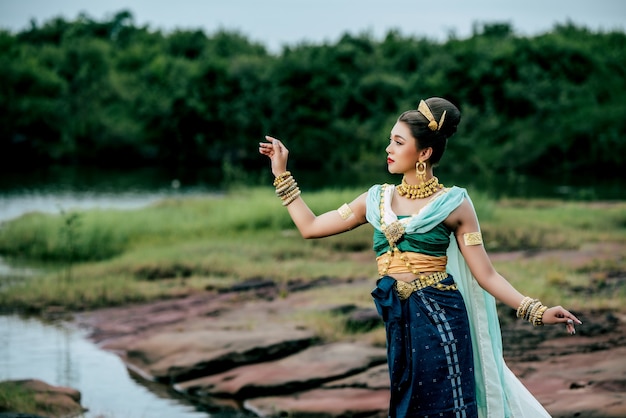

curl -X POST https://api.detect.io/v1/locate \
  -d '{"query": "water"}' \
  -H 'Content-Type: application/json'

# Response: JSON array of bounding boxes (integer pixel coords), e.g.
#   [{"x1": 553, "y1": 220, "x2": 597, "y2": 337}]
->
[
  {"x1": 0, "y1": 166, "x2": 215, "y2": 224},
  {"x1": 0, "y1": 314, "x2": 211, "y2": 418},
  {"x1": 0, "y1": 167, "x2": 223, "y2": 417},
  {"x1": 0, "y1": 189, "x2": 172, "y2": 224}
]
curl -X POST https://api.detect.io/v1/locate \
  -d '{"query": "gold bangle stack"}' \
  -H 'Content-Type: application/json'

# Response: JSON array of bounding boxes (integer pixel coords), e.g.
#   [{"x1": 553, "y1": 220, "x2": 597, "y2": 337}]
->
[
  {"x1": 273, "y1": 171, "x2": 301, "y2": 206},
  {"x1": 516, "y1": 296, "x2": 549, "y2": 327}
]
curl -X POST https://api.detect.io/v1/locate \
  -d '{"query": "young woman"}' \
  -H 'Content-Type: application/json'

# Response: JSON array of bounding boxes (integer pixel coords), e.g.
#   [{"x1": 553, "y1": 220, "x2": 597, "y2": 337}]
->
[{"x1": 258, "y1": 97, "x2": 581, "y2": 418}]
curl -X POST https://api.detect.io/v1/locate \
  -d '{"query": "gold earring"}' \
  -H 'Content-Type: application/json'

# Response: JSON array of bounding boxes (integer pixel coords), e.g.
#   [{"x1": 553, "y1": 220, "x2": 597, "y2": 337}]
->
[{"x1": 415, "y1": 161, "x2": 427, "y2": 184}]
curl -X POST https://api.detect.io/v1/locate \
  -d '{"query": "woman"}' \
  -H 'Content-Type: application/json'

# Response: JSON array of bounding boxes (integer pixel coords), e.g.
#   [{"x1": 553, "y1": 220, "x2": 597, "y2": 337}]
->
[{"x1": 258, "y1": 97, "x2": 581, "y2": 418}]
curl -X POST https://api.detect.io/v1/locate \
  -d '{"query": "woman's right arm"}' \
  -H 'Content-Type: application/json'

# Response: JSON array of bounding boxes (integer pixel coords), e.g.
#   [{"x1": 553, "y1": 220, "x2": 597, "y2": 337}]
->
[
  {"x1": 284, "y1": 192, "x2": 367, "y2": 238},
  {"x1": 259, "y1": 136, "x2": 368, "y2": 238}
]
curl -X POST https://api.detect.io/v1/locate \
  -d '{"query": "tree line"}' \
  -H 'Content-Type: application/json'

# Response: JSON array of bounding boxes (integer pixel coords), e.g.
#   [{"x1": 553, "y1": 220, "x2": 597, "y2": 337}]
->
[{"x1": 1, "y1": 11, "x2": 624, "y2": 184}]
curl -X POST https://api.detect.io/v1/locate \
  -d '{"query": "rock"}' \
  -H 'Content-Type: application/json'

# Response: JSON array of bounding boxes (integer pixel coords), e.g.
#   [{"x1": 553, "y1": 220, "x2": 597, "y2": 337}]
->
[
  {"x1": 0, "y1": 379, "x2": 85, "y2": 418},
  {"x1": 322, "y1": 363, "x2": 390, "y2": 389},
  {"x1": 244, "y1": 387, "x2": 389, "y2": 418},
  {"x1": 176, "y1": 342, "x2": 387, "y2": 398},
  {"x1": 0, "y1": 414, "x2": 48, "y2": 418},
  {"x1": 344, "y1": 307, "x2": 382, "y2": 333},
  {"x1": 75, "y1": 272, "x2": 626, "y2": 418},
  {"x1": 509, "y1": 344, "x2": 626, "y2": 417},
  {"x1": 124, "y1": 322, "x2": 318, "y2": 383}
]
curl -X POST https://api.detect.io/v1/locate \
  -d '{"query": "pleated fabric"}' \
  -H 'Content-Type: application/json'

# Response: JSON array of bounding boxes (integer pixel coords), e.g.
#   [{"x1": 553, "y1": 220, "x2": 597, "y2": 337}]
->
[{"x1": 373, "y1": 275, "x2": 478, "y2": 418}]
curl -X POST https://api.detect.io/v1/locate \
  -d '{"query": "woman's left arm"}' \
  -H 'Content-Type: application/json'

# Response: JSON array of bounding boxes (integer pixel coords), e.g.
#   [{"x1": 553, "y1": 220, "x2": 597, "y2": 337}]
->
[{"x1": 445, "y1": 199, "x2": 582, "y2": 333}]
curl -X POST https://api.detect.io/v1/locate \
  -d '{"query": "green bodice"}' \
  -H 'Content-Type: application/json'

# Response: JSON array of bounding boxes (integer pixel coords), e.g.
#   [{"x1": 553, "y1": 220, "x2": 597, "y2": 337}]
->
[{"x1": 373, "y1": 218, "x2": 452, "y2": 257}]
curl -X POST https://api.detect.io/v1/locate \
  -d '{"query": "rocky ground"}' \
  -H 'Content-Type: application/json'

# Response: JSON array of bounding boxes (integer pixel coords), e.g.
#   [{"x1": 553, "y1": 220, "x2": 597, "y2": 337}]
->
[
  {"x1": 70, "y1": 244, "x2": 626, "y2": 418},
  {"x1": 12, "y1": 243, "x2": 621, "y2": 418},
  {"x1": 0, "y1": 379, "x2": 85, "y2": 418}
]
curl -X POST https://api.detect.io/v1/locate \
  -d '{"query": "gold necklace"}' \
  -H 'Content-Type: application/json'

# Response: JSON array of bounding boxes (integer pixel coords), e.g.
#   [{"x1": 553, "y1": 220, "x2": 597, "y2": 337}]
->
[{"x1": 396, "y1": 176, "x2": 443, "y2": 199}]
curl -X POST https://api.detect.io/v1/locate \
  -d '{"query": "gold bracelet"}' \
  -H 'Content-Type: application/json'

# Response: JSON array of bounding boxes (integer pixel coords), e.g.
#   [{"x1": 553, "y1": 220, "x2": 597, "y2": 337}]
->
[
  {"x1": 516, "y1": 296, "x2": 530, "y2": 317},
  {"x1": 282, "y1": 190, "x2": 301, "y2": 206},
  {"x1": 533, "y1": 305, "x2": 548, "y2": 326},
  {"x1": 275, "y1": 176, "x2": 295, "y2": 192},
  {"x1": 276, "y1": 179, "x2": 297, "y2": 196},
  {"x1": 280, "y1": 186, "x2": 300, "y2": 201},
  {"x1": 528, "y1": 301, "x2": 543, "y2": 323},
  {"x1": 273, "y1": 171, "x2": 292, "y2": 187},
  {"x1": 517, "y1": 296, "x2": 548, "y2": 326},
  {"x1": 273, "y1": 171, "x2": 301, "y2": 206},
  {"x1": 516, "y1": 296, "x2": 534, "y2": 319},
  {"x1": 524, "y1": 301, "x2": 539, "y2": 321},
  {"x1": 280, "y1": 185, "x2": 301, "y2": 202}
]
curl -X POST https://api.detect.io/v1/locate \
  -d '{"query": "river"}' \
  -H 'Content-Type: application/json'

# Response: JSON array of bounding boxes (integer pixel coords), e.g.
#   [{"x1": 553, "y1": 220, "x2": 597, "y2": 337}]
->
[
  {"x1": 0, "y1": 168, "x2": 238, "y2": 417},
  {"x1": 0, "y1": 314, "x2": 214, "y2": 418}
]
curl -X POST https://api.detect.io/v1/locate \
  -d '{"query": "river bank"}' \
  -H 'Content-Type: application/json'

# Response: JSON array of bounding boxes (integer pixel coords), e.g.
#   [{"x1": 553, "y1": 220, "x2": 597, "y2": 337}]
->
[
  {"x1": 1, "y1": 191, "x2": 624, "y2": 417},
  {"x1": 68, "y1": 242, "x2": 626, "y2": 418},
  {"x1": 0, "y1": 314, "x2": 219, "y2": 418}
]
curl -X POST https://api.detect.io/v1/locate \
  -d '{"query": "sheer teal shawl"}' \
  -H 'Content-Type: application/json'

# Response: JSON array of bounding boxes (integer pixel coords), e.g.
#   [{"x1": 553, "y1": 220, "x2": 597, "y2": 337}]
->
[{"x1": 366, "y1": 184, "x2": 551, "y2": 418}]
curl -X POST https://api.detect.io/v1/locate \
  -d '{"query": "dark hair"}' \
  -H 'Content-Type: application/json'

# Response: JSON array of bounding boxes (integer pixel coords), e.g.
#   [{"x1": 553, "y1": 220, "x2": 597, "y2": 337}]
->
[{"x1": 398, "y1": 97, "x2": 461, "y2": 165}]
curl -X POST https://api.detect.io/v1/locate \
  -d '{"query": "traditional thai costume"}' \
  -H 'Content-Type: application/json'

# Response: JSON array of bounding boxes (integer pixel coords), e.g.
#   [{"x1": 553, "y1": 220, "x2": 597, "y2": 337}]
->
[{"x1": 367, "y1": 184, "x2": 551, "y2": 418}]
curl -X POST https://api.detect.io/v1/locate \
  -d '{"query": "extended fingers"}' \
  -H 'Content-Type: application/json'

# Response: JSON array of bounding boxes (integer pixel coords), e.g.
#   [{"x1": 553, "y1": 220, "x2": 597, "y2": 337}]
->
[
  {"x1": 269, "y1": 136, "x2": 285, "y2": 153},
  {"x1": 259, "y1": 136, "x2": 277, "y2": 155},
  {"x1": 259, "y1": 136, "x2": 283, "y2": 152},
  {"x1": 554, "y1": 306, "x2": 582, "y2": 325},
  {"x1": 552, "y1": 306, "x2": 582, "y2": 335},
  {"x1": 259, "y1": 136, "x2": 290, "y2": 171},
  {"x1": 265, "y1": 135, "x2": 280, "y2": 147},
  {"x1": 258, "y1": 142, "x2": 273, "y2": 156}
]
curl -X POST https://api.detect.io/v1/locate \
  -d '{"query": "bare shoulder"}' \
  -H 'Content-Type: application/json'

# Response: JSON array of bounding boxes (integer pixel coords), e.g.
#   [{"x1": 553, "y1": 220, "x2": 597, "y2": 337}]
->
[{"x1": 444, "y1": 197, "x2": 478, "y2": 232}]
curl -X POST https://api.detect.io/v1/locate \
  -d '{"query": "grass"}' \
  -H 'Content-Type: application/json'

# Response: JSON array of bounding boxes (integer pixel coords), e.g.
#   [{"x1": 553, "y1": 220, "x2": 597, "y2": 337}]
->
[
  {"x1": 0, "y1": 380, "x2": 84, "y2": 417},
  {"x1": 0, "y1": 187, "x2": 625, "y2": 326},
  {"x1": 0, "y1": 381, "x2": 37, "y2": 414}
]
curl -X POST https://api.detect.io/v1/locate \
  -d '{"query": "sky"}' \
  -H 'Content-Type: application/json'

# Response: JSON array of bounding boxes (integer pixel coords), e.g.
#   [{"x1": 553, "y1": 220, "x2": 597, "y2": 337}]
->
[{"x1": 1, "y1": 0, "x2": 624, "y2": 52}]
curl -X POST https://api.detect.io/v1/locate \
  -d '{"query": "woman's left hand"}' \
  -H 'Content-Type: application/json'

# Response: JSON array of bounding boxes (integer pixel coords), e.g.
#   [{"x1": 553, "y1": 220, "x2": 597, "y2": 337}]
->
[{"x1": 542, "y1": 306, "x2": 582, "y2": 334}]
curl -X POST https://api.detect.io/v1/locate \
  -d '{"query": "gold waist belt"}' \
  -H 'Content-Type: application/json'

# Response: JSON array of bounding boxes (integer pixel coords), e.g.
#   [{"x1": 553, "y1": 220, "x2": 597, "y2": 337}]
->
[
  {"x1": 376, "y1": 249, "x2": 448, "y2": 276},
  {"x1": 395, "y1": 272, "x2": 456, "y2": 299}
]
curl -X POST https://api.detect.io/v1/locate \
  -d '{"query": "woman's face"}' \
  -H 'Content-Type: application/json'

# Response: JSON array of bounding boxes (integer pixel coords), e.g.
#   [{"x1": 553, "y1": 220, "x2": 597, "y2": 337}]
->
[{"x1": 386, "y1": 121, "x2": 420, "y2": 175}]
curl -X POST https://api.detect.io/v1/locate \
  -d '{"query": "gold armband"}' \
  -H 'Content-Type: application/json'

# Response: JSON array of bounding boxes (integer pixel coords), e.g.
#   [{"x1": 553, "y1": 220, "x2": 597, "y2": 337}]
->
[
  {"x1": 337, "y1": 203, "x2": 353, "y2": 220},
  {"x1": 463, "y1": 232, "x2": 483, "y2": 246}
]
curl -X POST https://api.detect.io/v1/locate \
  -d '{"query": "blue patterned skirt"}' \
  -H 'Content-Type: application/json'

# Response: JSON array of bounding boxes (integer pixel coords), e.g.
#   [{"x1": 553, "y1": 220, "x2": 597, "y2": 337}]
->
[{"x1": 372, "y1": 275, "x2": 478, "y2": 418}]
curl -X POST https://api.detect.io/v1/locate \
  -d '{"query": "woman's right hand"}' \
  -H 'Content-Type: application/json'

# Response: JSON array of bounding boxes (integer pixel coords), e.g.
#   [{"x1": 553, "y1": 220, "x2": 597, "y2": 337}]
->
[{"x1": 259, "y1": 135, "x2": 289, "y2": 177}]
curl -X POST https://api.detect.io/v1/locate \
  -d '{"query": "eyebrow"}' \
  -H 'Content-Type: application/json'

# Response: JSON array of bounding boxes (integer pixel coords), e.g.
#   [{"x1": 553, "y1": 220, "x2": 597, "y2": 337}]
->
[{"x1": 391, "y1": 133, "x2": 407, "y2": 141}]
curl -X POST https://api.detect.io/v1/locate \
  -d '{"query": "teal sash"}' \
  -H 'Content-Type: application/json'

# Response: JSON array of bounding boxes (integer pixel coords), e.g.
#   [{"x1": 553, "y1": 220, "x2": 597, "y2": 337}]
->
[{"x1": 366, "y1": 184, "x2": 551, "y2": 417}]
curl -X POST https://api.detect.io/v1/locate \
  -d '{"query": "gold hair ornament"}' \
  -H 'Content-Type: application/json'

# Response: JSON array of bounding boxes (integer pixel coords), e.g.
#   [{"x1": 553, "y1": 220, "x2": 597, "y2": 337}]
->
[{"x1": 417, "y1": 100, "x2": 447, "y2": 132}]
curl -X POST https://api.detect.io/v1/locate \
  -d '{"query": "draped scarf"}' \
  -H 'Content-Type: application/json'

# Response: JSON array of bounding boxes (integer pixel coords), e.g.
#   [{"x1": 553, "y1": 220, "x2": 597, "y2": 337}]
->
[{"x1": 366, "y1": 184, "x2": 551, "y2": 418}]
